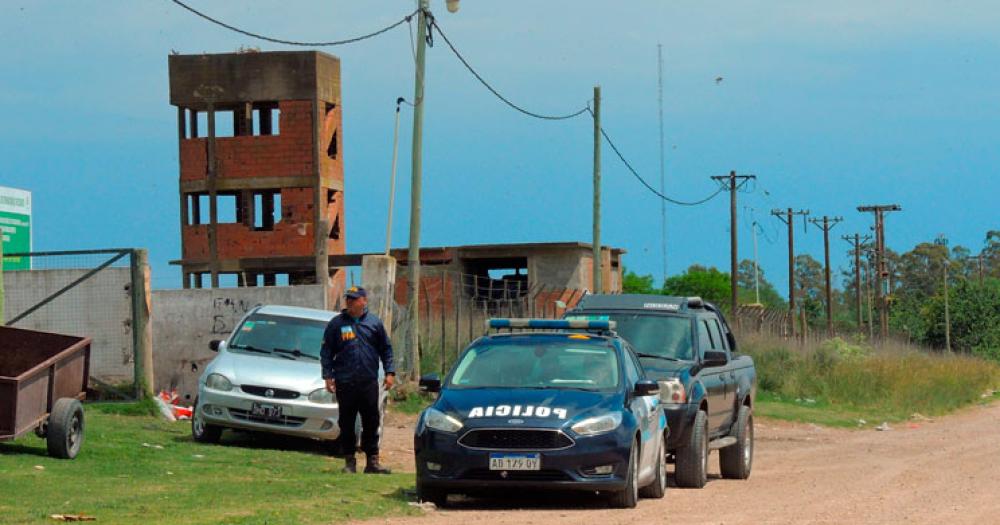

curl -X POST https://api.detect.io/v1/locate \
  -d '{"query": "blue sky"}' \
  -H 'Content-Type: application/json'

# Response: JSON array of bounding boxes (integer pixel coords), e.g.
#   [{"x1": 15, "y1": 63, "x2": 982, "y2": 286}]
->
[{"x1": 2, "y1": 1, "x2": 998, "y2": 292}]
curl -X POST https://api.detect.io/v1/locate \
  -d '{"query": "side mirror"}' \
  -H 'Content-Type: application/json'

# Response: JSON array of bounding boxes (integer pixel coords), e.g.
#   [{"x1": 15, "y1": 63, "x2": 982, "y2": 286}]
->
[
  {"x1": 209, "y1": 340, "x2": 223, "y2": 352},
  {"x1": 634, "y1": 379, "x2": 660, "y2": 397},
  {"x1": 702, "y1": 350, "x2": 728, "y2": 368},
  {"x1": 419, "y1": 373, "x2": 441, "y2": 393}
]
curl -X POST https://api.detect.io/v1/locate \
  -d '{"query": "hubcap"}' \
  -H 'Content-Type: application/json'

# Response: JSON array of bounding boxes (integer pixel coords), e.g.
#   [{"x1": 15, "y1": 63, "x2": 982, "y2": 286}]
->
[
  {"x1": 68, "y1": 414, "x2": 81, "y2": 450},
  {"x1": 631, "y1": 448, "x2": 638, "y2": 500},
  {"x1": 194, "y1": 408, "x2": 205, "y2": 436},
  {"x1": 659, "y1": 440, "x2": 667, "y2": 488},
  {"x1": 744, "y1": 417, "x2": 754, "y2": 468}
]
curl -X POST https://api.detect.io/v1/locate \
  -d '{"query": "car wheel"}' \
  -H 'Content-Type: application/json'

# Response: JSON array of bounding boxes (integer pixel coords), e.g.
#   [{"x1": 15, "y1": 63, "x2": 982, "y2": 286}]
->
[
  {"x1": 609, "y1": 440, "x2": 639, "y2": 508},
  {"x1": 47, "y1": 398, "x2": 84, "y2": 459},
  {"x1": 675, "y1": 409, "x2": 708, "y2": 488},
  {"x1": 191, "y1": 397, "x2": 223, "y2": 444},
  {"x1": 416, "y1": 480, "x2": 448, "y2": 507},
  {"x1": 639, "y1": 432, "x2": 667, "y2": 499},
  {"x1": 720, "y1": 405, "x2": 753, "y2": 479}
]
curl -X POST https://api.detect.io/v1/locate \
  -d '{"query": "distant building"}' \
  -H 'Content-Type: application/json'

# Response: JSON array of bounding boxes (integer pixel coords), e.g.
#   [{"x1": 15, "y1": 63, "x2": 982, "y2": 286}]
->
[{"x1": 168, "y1": 51, "x2": 345, "y2": 306}]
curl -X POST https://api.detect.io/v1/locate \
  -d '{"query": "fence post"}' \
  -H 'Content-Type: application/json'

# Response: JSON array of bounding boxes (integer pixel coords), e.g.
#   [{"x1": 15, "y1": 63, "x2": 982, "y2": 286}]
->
[{"x1": 131, "y1": 249, "x2": 154, "y2": 399}]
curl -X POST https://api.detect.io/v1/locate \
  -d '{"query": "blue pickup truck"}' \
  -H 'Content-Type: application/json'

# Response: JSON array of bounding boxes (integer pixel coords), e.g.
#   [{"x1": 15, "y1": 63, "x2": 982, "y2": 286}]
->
[{"x1": 566, "y1": 294, "x2": 756, "y2": 488}]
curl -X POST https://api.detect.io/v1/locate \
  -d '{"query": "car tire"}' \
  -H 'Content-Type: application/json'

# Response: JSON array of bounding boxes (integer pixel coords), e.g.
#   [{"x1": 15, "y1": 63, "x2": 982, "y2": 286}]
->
[
  {"x1": 720, "y1": 405, "x2": 753, "y2": 480},
  {"x1": 639, "y1": 432, "x2": 667, "y2": 499},
  {"x1": 47, "y1": 398, "x2": 84, "y2": 459},
  {"x1": 191, "y1": 397, "x2": 223, "y2": 444},
  {"x1": 416, "y1": 481, "x2": 448, "y2": 507},
  {"x1": 675, "y1": 409, "x2": 708, "y2": 488},
  {"x1": 609, "y1": 440, "x2": 639, "y2": 508}
]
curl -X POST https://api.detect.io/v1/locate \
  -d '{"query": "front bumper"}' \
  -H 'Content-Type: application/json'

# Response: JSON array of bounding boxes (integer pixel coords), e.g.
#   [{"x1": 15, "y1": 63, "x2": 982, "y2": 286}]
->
[
  {"x1": 198, "y1": 386, "x2": 341, "y2": 441},
  {"x1": 414, "y1": 427, "x2": 633, "y2": 492}
]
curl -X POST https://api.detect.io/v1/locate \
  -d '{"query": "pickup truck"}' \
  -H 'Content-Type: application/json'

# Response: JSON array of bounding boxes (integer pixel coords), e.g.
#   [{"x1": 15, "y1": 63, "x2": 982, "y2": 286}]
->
[{"x1": 566, "y1": 294, "x2": 755, "y2": 488}]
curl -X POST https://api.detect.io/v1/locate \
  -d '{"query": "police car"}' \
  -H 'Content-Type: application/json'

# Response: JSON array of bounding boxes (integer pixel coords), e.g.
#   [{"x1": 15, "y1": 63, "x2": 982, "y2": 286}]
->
[{"x1": 414, "y1": 319, "x2": 668, "y2": 508}]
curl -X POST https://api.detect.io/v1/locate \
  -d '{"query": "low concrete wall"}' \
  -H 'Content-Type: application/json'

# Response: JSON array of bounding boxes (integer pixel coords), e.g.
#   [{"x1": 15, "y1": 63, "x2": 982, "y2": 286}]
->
[
  {"x1": 3, "y1": 268, "x2": 133, "y2": 382},
  {"x1": 151, "y1": 285, "x2": 326, "y2": 402}
]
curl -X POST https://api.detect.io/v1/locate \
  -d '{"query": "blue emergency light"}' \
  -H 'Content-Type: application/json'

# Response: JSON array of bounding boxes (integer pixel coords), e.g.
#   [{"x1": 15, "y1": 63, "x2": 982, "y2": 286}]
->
[{"x1": 487, "y1": 318, "x2": 616, "y2": 331}]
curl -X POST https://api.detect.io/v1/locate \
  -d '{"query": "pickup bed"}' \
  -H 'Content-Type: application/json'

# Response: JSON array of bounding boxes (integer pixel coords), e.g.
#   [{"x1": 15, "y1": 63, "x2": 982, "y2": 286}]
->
[{"x1": 566, "y1": 294, "x2": 756, "y2": 488}]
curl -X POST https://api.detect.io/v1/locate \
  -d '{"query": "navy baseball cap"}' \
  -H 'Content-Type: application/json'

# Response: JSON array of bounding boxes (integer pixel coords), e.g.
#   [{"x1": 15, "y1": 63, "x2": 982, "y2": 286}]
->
[{"x1": 345, "y1": 286, "x2": 367, "y2": 299}]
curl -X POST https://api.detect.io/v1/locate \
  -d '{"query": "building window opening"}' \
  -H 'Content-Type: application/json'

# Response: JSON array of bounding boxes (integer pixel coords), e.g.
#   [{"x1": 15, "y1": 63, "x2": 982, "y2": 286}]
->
[
  {"x1": 252, "y1": 102, "x2": 280, "y2": 136},
  {"x1": 252, "y1": 190, "x2": 282, "y2": 230},
  {"x1": 212, "y1": 110, "x2": 235, "y2": 138},
  {"x1": 216, "y1": 193, "x2": 238, "y2": 223},
  {"x1": 465, "y1": 257, "x2": 529, "y2": 312},
  {"x1": 329, "y1": 214, "x2": 341, "y2": 240},
  {"x1": 327, "y1": 130, "x2": 338, "y2": 159}
]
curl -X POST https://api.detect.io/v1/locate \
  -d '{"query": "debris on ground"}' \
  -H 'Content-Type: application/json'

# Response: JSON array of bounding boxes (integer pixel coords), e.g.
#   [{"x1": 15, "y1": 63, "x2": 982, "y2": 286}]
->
[
  {"x1": 34, "y1": 465, "x2": 45, "y2": 471},
  {"x1": 141, "y1": 443, "x2": 164, "y2": 450},
  {"x1": 910, "y1": 413, "x2": 933, "y2": 422},
  {"x1": 857, "y1": 419, "x2": 868, "y2": 426},
  {"x1": 875, "y1": 422, "x2": 892, "y2": 431},
  {"x1": 49, "y1": 514, "x2": 96, "y2": 522},
  {"x1": 158, "y1": 390, "x2": 193, "y2": 420},
  {"x1": 408, "y1": 501, "x2": 437, "y2": 511}
]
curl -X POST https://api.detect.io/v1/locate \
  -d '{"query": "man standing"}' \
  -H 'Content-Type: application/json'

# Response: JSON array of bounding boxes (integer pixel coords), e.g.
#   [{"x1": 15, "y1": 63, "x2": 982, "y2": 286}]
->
[{"x1": 321, "y1": 286, "x2": 396, "y2": 474}]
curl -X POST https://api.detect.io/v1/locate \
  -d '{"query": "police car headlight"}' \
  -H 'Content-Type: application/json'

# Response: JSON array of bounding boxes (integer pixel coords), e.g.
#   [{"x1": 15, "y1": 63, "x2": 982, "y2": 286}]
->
[
  {"x1": 308, "y1": 388, "x2": 335, "y2": 404},
  {"x1": 424, "y1": 408, "x2": 463, "y2": 433},
  {"x1": 571, "y1": 413, "x2": 622, "y2": 436},
  {"x1": 205, "y1": 373, "x2": 233, "y2": 392}
]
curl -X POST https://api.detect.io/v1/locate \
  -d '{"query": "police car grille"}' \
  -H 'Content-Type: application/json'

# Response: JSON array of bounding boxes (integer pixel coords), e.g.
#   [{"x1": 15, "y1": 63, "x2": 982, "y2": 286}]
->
[
  {"x1": 460, "y1": 469, "x2": 571, "y2": 481},
  {"x1": 459, "y1": 429, "x2": 573, "y2": 450},
  {"x1": 240, "y1": 385, "x2": 300, "y2": 399},
  {"x1": 229, "y1": 409, "x2": 306, "y2": 427}
]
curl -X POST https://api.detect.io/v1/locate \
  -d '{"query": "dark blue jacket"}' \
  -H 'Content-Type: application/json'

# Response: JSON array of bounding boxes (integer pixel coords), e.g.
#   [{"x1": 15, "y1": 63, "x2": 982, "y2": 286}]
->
[{"x1": 321, "y1": 309, "x2": 395, "y2": 384}]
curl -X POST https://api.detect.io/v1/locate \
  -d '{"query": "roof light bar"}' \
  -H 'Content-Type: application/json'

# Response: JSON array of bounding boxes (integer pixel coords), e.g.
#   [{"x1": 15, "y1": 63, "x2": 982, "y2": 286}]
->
[{"x1": 487, "y1": 318, "x2": 616, "y2": 330}]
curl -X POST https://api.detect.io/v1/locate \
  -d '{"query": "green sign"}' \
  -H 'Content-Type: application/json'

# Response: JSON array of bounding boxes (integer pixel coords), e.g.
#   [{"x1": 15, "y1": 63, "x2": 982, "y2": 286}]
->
[{"x1": 0, "y1": 187, "x2": 31, "y2": 270}]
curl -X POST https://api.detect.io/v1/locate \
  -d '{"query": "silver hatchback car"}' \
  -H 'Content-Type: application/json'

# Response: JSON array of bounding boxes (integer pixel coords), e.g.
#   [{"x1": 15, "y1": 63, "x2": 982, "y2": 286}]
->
[{"x1": 191, "y1": 305, "x2": 386, "y2": 448}]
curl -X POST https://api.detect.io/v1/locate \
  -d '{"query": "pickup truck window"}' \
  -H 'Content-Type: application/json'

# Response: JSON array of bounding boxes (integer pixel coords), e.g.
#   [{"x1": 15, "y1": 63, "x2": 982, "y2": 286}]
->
[
  {"x1": 599, "y1": 314, "x2": 694, "y2": 361},
  {"x1": 709, "y1": 318, "x2": 728, "y2": 351},
  {"x1": 698, "y1": 319, "x2": 715, "y2": 353}
]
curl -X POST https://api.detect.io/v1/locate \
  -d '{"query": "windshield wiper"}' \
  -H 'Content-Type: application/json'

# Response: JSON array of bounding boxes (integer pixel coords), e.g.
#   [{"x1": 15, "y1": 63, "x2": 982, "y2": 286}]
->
[
  {"x1": 273, "y1": 348, "x2": 318, "y2": 360},
  {"x1": 635, "y1": 352, "x2": 681, "y2": 362},
  {"x1": 229, "y1": 344, "x2": 272, "y2": 355}
]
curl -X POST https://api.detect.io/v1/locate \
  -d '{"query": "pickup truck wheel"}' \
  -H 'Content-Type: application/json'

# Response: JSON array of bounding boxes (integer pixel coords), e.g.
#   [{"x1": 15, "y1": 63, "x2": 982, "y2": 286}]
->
[
  {"x1": 675, "y1": 409, "x2": 708, "y2": 488},
  {"x1": 609, "y1": 441, "x2": 640, "y2": 508},
  {"x1": 638, "y1": 432, "x2": 667, "y2": 499},
  {"x1": 192, "y1": 397, "x2": 223, "y2": 444},
  {"x1": 47, "y1": 398, "x2": 84, "y2": 459},
  {"x1": 416, "y1": 481, "x2": 448, "y2": 507},
  {"x1": 720, "y1": 405, "x2": 753, "y2": 479}
]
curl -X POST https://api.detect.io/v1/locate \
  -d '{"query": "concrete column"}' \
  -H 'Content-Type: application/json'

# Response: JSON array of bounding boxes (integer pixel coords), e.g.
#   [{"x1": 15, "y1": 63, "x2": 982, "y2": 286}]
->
[
  {"x1": 131, "y1": 249, "x2": 154, "y2": 398},
  {"x1": 362, "y1": 255, "x2": 397, "y2": 337}
]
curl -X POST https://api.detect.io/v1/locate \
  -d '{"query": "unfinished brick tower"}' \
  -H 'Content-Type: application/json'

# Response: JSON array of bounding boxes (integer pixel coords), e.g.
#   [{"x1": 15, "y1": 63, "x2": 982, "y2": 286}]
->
[{"x1": 168, "y1": 51, "x2": 345, "y2": 305}]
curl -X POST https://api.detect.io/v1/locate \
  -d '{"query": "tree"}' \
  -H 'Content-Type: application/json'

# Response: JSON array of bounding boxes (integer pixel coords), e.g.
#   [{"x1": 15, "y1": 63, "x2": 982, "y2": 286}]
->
[
  {"x1": 736, "y1": 259, "x2": 786, "y2": 309},
  {"x1": 922, "y1": 279, "x2": 1000, "y2": 359},
  {"x1": 662, "y1": 265, "x2": 730, "y2": 307},
  {"x1": 622, "y1": 268, "x2": 657, "y2": 295}
]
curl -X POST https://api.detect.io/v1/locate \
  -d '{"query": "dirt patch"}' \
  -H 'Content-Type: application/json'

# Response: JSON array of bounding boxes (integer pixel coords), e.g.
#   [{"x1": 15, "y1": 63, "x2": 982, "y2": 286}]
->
[{"x1": 365, "y1": 401, "x2": 1000, "y2": 524}]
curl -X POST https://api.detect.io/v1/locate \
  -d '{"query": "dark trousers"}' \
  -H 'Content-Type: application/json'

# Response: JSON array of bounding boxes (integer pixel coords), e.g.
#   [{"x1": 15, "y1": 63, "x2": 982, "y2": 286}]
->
[{"x1": 335, "y1": 379, "x2": 381, "y2": 457}]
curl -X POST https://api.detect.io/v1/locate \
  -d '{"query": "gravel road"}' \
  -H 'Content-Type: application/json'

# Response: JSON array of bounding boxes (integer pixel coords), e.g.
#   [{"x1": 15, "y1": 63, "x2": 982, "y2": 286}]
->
[{"x1": 367, "y1": 400, "x2": 1000, "y2": 524}]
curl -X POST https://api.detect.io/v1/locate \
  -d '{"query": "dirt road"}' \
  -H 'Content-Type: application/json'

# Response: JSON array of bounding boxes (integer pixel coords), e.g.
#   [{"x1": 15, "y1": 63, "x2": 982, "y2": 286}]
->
[{"x1": 369, "y1": 400, "x2": 1000, "y2": 524}]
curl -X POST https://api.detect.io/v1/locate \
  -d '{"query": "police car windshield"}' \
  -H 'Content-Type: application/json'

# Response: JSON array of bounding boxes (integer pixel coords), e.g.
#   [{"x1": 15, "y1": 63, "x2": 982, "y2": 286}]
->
[
  {"x1": 229, "y1": 314, "x2": 326, "y2": 360},
  {"x1": 448, "y1": 337, "x2": 620, "y2": 391},
  {"x1": 575, "y1": 314, "x2": 694, "y2": 361}
]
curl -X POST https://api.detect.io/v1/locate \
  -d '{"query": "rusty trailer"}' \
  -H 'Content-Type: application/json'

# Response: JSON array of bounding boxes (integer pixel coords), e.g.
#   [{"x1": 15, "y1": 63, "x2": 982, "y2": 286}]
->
[{"x1": 0, "y1": 325, "x2": 91, "y2": 459}]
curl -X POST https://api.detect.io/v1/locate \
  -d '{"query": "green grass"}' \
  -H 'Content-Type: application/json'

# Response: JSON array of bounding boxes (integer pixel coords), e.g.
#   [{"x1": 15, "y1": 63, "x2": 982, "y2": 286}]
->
[
  {"x1": 745, "y1": 335, "x2": 1000, "y2": 427},
  {"x1": 390, "y1": 392, "x2": 433, "y2": 415},
  {"x1": 0, "y1": 404, "x2": 420, "y2": 525}
]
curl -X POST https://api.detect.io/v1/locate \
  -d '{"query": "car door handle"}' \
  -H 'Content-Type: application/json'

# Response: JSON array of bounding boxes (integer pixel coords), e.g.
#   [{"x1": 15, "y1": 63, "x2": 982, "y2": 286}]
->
[{"x1": 729, "y1": 372, "x2": 736, "y2": 380}]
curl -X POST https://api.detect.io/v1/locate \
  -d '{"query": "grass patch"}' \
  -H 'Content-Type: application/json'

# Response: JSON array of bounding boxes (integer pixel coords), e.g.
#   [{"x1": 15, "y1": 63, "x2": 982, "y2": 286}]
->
[
  {"x1": 391, "y1": 391, "x2": 433, "y2": 415},
  {"x1": 90, "y1": 397, "x2": 159, "y2": 417},
  {"x1": 0, "y1": 405, "x2": 420, "y2": 524},
  {"x1": 744, "y1": 335, "x2": 1000, "y2": 426}
]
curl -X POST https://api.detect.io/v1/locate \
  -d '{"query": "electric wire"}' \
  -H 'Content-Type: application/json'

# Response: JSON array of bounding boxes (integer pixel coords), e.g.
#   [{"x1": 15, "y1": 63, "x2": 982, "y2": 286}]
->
[
  {"x1": 429, "y1": 17, "x2": 590, "y2": 121},
  {"x1": 170, "y1": 0, "x2": 418, "y2": 47},
  {"x1": 590, "y1": 108, "x2": 724, "y2": 206}
]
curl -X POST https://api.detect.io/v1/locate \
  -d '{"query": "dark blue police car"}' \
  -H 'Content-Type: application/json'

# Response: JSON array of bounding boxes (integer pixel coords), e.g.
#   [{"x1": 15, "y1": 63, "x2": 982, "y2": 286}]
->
[{"x1": 414, "y1": 319, "x2": 667, "y2": 508}]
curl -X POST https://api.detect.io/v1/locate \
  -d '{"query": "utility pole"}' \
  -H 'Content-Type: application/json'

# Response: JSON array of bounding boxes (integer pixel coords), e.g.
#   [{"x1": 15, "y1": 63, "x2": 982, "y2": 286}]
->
[
  {"x1": 592, "y1": 85, "x2": 602, "y2": 293},
  {"x1": 944, "y1": 260, "x2": 951, "y2": 353},
  {"x1": 407, "y1": 0, "x2": 430, "y2": 382},
  {"x1": 810, "y1": 216, "x2": 843, "y2": 335},
  {"x1": 842, "y1": 233, "x2": 872, "y2": 332},
  {"x1": 772, "y1": 208, "x2": 810, "y2": 338},
  {"x1": 857, "y1": 204, "x2": 901, "y2": 341},
  {"x1": 712, "y1": 171, "x2": 756, "y2": 322},
  {"x1": 657, "y1": 44, "x2": 667, "y2": 283},
  {"x1": 752, "y1": 221, "x2": 760, "y2": 304}
]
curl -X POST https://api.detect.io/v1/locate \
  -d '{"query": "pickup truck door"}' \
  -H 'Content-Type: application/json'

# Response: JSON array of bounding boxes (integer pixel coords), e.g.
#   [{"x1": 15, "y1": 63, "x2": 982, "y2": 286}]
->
[
  {"x1": 697, "y1": 316, "x2": 729, "y2": 434},
  {"x1": 708, "y1": 316, "x2": 737, "y2": 428}
]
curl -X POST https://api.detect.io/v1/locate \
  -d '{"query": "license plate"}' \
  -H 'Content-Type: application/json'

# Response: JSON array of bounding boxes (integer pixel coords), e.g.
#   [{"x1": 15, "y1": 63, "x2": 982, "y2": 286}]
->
[
  {"x1": 250, "y1": 402, "x2": 283, "y2": 420},
  {"x1": 489, "y1": 453, "x2": 540, "y2": 471}
]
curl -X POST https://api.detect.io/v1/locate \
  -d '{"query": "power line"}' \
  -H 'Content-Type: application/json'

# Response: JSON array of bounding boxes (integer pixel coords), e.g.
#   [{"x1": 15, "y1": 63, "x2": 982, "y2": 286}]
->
[
  {"x1": 170, "y1": 0, "x2": 418, "y2": 47},
  {"x1": 592, "y1": 109, "x2": 724, "y2": 206},
  {"x1": 429, "y1": 17, "x2": 590, "y2": 121}
]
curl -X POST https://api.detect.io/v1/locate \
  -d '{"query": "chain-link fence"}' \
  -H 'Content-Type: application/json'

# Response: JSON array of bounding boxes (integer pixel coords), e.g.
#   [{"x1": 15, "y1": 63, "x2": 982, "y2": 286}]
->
[
  {"x1": 389, "y1": 265, "x2": 587, "y2": 377},
  {"x1": 2, "y1": 249, "x2": 149, "y2": 398}
]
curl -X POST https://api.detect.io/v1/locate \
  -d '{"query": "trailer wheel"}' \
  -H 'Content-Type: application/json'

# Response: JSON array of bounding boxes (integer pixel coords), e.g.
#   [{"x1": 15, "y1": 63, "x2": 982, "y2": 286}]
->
[{"x1": 47, "y1": 398, "x2": 84, "y2": 459}]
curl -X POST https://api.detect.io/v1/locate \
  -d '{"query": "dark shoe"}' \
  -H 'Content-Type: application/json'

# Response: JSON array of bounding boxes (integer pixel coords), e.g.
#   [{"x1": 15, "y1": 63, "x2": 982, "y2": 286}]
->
[
  {"x1": 364, "y1": 455, "x2": 391, "y2": 474},
  {"x1": 342, "y1": 456, "x2": 357, "y2": 474}
]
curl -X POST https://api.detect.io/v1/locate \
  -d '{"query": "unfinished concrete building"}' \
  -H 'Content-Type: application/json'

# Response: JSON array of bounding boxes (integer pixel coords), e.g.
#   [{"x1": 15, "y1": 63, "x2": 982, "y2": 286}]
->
[{"x1": 168, "y1": 51, "x2": 345, "y2": 305}]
